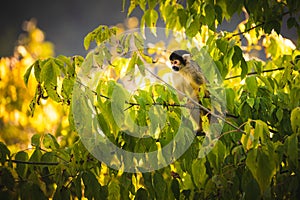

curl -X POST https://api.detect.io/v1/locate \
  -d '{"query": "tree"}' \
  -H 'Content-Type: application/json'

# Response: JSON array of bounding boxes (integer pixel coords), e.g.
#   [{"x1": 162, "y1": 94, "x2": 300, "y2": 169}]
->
[{"x1": 1, "y1": 0, "x2": 300, "y2": 199}]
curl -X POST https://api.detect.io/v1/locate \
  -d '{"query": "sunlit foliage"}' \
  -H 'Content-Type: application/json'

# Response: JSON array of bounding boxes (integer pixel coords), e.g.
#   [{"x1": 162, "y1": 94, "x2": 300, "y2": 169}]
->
[{"x1": 1, "y1": 1, "x2": 300, "y2": 199}]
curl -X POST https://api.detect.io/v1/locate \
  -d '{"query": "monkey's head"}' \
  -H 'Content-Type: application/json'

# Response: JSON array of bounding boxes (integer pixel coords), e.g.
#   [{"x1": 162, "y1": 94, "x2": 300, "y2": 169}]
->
[{"x1": 169, "y1": 50, "x2": 191, "y2": 72}]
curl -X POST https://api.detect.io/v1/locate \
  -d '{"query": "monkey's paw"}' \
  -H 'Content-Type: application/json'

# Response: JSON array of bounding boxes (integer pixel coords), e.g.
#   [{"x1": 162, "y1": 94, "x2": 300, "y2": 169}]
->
[{"x1": 195, "y1": 129, "x2": 206, "y2": 136}]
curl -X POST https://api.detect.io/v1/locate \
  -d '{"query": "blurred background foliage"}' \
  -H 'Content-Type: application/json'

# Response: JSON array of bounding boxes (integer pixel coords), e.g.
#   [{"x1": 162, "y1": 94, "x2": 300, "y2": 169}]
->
[{"x1": 0, "y1": 17, "x2": 139, "y2": 152}]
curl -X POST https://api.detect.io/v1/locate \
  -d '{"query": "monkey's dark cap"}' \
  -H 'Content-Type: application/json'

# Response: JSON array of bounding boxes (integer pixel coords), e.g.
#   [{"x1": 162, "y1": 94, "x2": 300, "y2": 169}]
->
[{"x1": 169, "y1": 50, "x2": 190, "y2": 66}]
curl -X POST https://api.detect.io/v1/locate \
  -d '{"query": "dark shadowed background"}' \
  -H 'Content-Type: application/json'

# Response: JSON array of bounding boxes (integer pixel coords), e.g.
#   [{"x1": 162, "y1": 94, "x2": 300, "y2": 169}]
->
[{"x1": 0, "y1": 0, "x2": 297, "y2": 57}]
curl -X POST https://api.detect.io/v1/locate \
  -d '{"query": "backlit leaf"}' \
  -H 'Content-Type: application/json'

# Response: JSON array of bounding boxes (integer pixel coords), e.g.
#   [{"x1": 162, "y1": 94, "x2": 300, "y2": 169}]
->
[
  {"x1": 23, "y1": 63, "x2": 34, "y2": 86},
  {"x1": 15, "y1": 151, "x2": 29, "y2": 178},
  {"x1": 246, "y1": 145, "x2": 277, "y2": 194},
  {"x1": 43, "y1": 133, "x2": 60, "y2": 150},
  {"x1": 192, "y1": 158, "x2": 208, "y2": 188},
  {"x1": 284, "y1": 133, "x2": 298, "y2": 170},
  {"x1": 0, "y1": 142, "x2": 10, "y2": 164},
  {"x1": 291, "y1": 107, "x2": 300, "y2": 133}
]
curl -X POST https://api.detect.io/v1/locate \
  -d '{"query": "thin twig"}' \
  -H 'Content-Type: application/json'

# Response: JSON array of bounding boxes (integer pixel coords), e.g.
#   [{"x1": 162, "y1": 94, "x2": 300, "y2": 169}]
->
[
  {"x1": 227, "y1": 23, "x2": 264, "y2": 39},
  {"x1": 225, "y1": 67, "x2": 285, "y2": 80},
  {"x1": 7, "y1": 159, "x2": 60, "y2": 166},
  {"x1": 218, "y1": 121, "x2": 249, "y2": 139}
]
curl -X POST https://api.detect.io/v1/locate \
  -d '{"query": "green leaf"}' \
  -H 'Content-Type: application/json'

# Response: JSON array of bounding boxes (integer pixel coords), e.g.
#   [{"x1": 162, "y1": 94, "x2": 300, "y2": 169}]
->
[
  {"x1": 82, "y1": 171, "x2": 101, "y2": 199},
  {"x1": 186, "y1": 17, "x2": 200, "y2": 37},
  {"x1": 43, "y1": 133, "x2": 60, "y2": 150},
  {"x1": 29, "y1": 149, "x2": 42, "y2": 162},
  {"x1": 275, "y1": 108, "x2": 283, "y2": 122},
  {"x1": 216, "y1": 38, "x2": 228, "y2": 53},
  {"x1": 0, "y1": 142, "x2": 10, "y2": 164},
  {"x1": 290, "y1": 107, "x2": 300, "y2": 133},
  {"x1": 192, "y1": 158, "x2": 208, "y2": 188},
  {"x1": 246, "y1": 145, "x2": 277, "y2": 194},
  {"x1": 233, "y1": 46, "x2": 243, "y2": 67},
  {"x1": 225, "y1": 88, "x2": 235, "y2": 113},
  {"x1": 108, "y1": 178, "x2": 121, "y2": 200},
  {"x1": 21, "y1": 182, "x2": 47, "y2": 200},
  {"x1": 41, "y1": 152, "x2": 58, "y2": 164},
  {"x1": 133, "y1": 32, "x2": 144, "y2": 51},
  {"x1": 153, "y1": 172, "x2": 166, "y2": 199},
  {"x1": 84, "y1": 31, "x2": 93, "y2": 50},
  {"x1": 40, "y1": 59, "x2": 61, "y2": 102},
  {"x1": 245, "y1": 76, "x2": 258, "y2": 97},
  {"x1": 284, "y1": 133, "x2": 298, "y2": 170},
  {"x1": 171, "y1": 178, "x2": 180, "y2": 200},
  {"x1": 15, "y1": 151, "x2": 29, "y2": 178},
  {"x1": 0, "y1": 167, "x2": 15, "y2": 190},
  {"x1": 144, "y1": 9, "x2": 158, "y2": 35},
  {"x1": 31, "y1": 134, "x2": 41, "y2": 147},
  {"x1": 23, "y1": 62, "x2": 34, "y2": 86},
  {"x1": 83, "y1": 25, "x2": 116, "y2": 49},
  {"x1": 239, "y1": 101, "x2": 252, "y2": 121},
  {"x1": 226, "y1": 0, "x2": 243, "y2": 16},
  {"x1": 240, "y1": 59, "x2": 248, "y2": 79},
  {"x1": 204, "y1": 4, "x2": 215, "y2": 27},
  {"x1": 136, "y1": 56, "x2": 146, "y2": 76},
  {"x1": 135, "y1": 188, "x2": 149, "y2": 200},
  {"x1": 149, "y1": 105, "x2": 167, "y2": 135},
  {"x1": 246, "y1": 98, "x2": 255, "y2": 108},
  {"x1": 127, "y1": 0, "x2": 138, "y2": 16},
  {"x1": 264, "y1": 20, "x2": 281, "y2": 34},
  {"x1": 232, "y1": 45, "x2": 248, "y2": 79},
  {"x1": 111, "y1": 83, "x2": 129, "y2": 129},
  {"x1": 148, "y1": 0, "x2": 156, "y2": 9},
  {"x1": 279, "y1": 64, "x2": 293, "y2": 88},
  {"x1": 62, "y1": 77, "x2": 75, "y2": 101},
  {"x1": 214, "y1": 5, "x2": 223, "y2": 24},
  {"x1": 241, "y1": 169, "x2": 260, "y2": 200},
  {"x1": 207, "y1": 140, "x2": 226, "y2": 172},
  {"x1": 53, "y1": 186, "x2": 71, "y2": 200},
  {"x1": 34, "y1": 60, "x2": 42, "y2": 83},
  {"x1": 126, "y1": 52, "x2": 138, "y2": 75},
  {"x1": 71, "y1": 175, "x2": 83, "y2": 199},
  {"x1": 177, "y1": 8, "x2": 188, "y2": 27}
]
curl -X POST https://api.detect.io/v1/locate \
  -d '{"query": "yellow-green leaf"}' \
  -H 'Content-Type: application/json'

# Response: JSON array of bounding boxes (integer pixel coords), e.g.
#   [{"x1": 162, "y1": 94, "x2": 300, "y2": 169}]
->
[{"x1": 291, "y1": 107, "x2": 300, "y2": 133}]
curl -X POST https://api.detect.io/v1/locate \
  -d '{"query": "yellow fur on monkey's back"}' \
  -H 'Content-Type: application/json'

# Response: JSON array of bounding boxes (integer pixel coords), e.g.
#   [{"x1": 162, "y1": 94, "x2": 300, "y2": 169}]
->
[{"x1": 179, "y1": 60, "x2": 206, "y2": 93}]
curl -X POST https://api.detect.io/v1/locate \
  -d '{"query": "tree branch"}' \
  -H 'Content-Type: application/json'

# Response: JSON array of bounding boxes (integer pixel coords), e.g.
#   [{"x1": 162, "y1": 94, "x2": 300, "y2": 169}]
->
[
  {"x1": 7, "y1": 159, "x2": 60, "y2": 166},
  {"x1": 225, "y1": 67, "x2": 285, "y2": 80},
  {"x1": 227, "y1": 23, "x2": 264, "y2": 39}
]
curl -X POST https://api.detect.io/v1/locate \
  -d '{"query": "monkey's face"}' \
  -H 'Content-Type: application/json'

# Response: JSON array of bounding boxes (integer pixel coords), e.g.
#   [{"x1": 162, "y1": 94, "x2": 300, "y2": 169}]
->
[
  {"x1": 170, "y1": 59, "x2": 184, "y2": 72},
  {"x1": 169, "y1": 50, "x2": 191, "y2": 72}
]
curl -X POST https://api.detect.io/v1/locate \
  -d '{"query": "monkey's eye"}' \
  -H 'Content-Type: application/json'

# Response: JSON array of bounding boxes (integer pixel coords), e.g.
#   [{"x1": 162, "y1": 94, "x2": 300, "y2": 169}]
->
[{"x1": 171, "y1": 60, "x2": 180, "y2": 65}]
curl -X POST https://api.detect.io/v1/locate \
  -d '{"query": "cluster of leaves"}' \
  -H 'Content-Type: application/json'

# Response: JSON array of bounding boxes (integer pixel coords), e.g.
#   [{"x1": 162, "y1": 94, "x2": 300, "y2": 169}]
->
[
  {"x1": 1, "y1": 0, "x2": 300, "y2": 199},
  {"x1": 126, "y1": 0, "x2": 300, "y2": 42},
  {"x1": 0, "y1": 19, "x2": 69, "y2": 146}
]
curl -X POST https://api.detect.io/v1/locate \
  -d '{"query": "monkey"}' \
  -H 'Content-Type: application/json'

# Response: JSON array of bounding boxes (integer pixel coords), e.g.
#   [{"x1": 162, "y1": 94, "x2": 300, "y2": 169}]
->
[{"x1": 169, "y1": 50, "x2": 210, "y2": 136}]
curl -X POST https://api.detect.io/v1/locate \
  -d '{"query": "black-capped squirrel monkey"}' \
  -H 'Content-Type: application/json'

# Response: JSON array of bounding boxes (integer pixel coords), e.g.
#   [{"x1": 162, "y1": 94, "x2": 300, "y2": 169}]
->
[{"x1": 169, "y1": 50, "x2": 210, "y2": 135}]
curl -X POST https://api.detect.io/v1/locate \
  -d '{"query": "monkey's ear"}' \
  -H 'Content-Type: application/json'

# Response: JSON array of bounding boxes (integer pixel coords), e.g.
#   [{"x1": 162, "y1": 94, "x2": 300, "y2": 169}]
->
[{"x1": 182, "y1": 53, "x2": 191, "y2": 64}]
